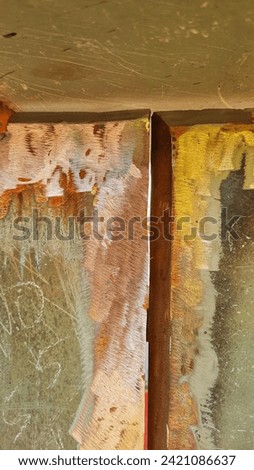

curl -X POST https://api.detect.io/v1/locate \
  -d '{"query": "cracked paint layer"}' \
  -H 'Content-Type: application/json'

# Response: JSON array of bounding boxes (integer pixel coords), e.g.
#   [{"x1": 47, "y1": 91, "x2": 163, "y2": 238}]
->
[
  {"x1": 0, "y1": 117, "x2": 149, "y2": 450},
  {"x1": 170, "y1": 124, "x2": 254, "y2": 450}
]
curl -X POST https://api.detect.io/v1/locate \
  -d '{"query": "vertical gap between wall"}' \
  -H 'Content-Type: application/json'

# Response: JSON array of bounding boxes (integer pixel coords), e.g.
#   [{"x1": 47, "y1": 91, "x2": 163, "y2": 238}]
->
[{"x1": 147, "y1": 113, "x2": 172, "y2": 449}]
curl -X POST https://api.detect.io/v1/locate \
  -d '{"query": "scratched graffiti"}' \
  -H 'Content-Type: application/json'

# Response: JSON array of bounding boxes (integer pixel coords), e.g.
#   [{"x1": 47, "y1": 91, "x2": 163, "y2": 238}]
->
[{"x1": 0, "y1": 245, "x2": 86, "y2": 450}]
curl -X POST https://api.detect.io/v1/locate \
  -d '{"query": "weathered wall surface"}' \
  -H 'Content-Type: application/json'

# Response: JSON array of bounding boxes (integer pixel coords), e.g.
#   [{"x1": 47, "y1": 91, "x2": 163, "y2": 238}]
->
[
  {"x1": 0, "y1": 116, "x2": 149, "y2": 449},
  {"x1": 0, "y1": 0, "x2": 253, "y2": 112},
  {"x1": 168, "y1": 123, "x2": 254, "y2": 449}
]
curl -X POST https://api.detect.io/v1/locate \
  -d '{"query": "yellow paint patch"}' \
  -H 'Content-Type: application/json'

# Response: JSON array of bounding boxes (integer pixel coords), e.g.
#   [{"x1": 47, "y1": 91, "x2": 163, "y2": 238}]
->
[{"x1": 169, "y1": 123, "x2": 254, "y2": 449}]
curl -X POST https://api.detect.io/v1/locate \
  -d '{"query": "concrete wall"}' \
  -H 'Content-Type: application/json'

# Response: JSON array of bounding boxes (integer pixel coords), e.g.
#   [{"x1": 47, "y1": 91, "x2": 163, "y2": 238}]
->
[{"x1": 0, "y1": 0, "x2": 253, "y2": 112}]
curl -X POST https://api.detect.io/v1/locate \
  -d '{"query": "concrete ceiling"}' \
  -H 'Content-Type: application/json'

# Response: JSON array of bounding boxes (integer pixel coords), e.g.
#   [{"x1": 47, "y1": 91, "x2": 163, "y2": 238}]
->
[{"x1": 0, "y1": 0, "x2": 254, "y2": 112}]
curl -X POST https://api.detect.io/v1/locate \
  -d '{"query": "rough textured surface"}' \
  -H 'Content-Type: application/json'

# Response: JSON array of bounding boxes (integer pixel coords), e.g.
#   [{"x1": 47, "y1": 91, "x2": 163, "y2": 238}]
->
[
  {"x1": 0, "y1": 0, "x2": 254, "y2": 112},
  {"x1": 0, "y1": 117, "x2": 149, "y2": 449},
  {"x1": 212, "y1": 161, "x2": 254, "y2": 449},
  {"x1": 167, "y1": 122, "x2": 254, "y2": 449}
]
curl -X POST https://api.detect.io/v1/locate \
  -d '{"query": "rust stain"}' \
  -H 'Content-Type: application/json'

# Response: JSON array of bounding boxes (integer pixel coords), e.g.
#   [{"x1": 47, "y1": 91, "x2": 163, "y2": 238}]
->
[
  {"x1": 79, "y1": 169, "x2": 87, "y2": 179},
  {"x1": 18, "y1": 177, "x2": 32, "y2": 182},
  {"x1": 0, "y1": 167, "x2": 93, "y2": 220},
  {"x1": 0, "y1": 182, "x2": 44, "y2": 218},
  {"x1": 49, "y1": 167, "x2": 90, "y2": 216},
  {"x1": 0, "y1": 100, "x2": 14, "y2": 133}
]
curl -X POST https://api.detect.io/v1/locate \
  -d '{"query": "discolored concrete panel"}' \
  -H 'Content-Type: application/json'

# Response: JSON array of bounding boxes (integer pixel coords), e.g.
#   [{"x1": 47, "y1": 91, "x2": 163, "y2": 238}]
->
[
  {"x1": 211, "y1": 161, "x2": 254, "y2": 449},
  {"x1": 0, "y1": 246, "x2": 88, "y2": 450},
  {"x1": 149, "y1": 118, "x2": 254, "y2": 449},
  {"x1": 0, "y1": 115, "x2": 149, "y2": 449},
  {"x1": 0, "y1": 0, "x2": 254, "y2": 112}
]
